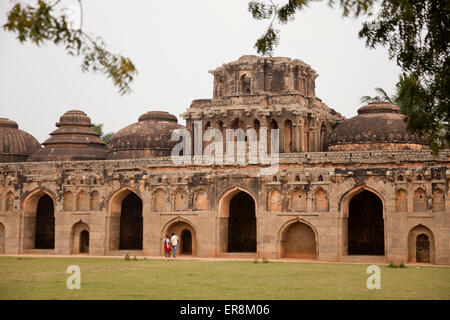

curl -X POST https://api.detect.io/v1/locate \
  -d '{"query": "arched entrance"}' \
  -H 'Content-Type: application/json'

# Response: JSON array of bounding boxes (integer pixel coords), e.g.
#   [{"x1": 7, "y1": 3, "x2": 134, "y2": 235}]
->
[
  {"x1": 80, "y1": 230, "x2": 89, "y2": 253},
  {"x1": 408, "y1": 225, "x2": 435, "y2": 263},
  {"x1": 164, "y1": 220, "x2": 197, "y2": 256},
  {"x1": 280, "y1": 221, "x2": 316, "y2": 259},
  {"x1": 71, "y1": 221, "x2": 90, "y2": 254},
  {"x1": 119, "y1": 193, "x2": 143, "y2": 250},
  {"x1": 416, "y1": 234, "x2": 430, "y2": 263},
  {"x1": 228, "y1": 191, "x2": 256, "y2": 252},
  {"x1": 348, "y1": 190, "x2": 384, "y2": 255},
  {"x1": 108, "y1": 188, "x2": 143, "y2": 252},
  {"x1": 22, "y1": 189, "x2": 56, "y2": 251},
  {"x1": 218, "y1": 188, "x2": 257, "y2": 254},
  {"x1": 181, "y1": 229, "x2": 192, "y2": 254},
  {"x1": 34, "y1": 194, "x2": 55, "y2": 249}
]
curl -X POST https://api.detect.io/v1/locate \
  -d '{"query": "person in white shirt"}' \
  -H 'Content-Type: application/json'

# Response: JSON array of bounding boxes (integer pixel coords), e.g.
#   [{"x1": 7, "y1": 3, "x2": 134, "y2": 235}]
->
[{"x1": 170, "y1": 233, "x2": 179, "y2": 258}]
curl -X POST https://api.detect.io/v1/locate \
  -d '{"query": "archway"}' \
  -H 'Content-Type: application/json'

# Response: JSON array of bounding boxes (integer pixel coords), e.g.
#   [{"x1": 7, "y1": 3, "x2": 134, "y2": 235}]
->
[
  {"x1": 71, "y1": 221, "x2": 89, "y2": 254},
  {"x1": 119, "y1": 193, "x2": 143, "y2": 250},
  {"x1": 34, "y1": 194, "x2": 55, "y2": 249},
  {"x1": 80, "y1": 230, "x2": 89, "y2": 253},
  {"x1": 164, "y1": 220, "x2": 197, "y2": 256},
  {"x1": 108, "y1": 188, "x2": 143, "y2": 252},
  {"x1": 408, "y1": 225, "x2": 435, "y2": 263},
  {"x1": 348, "y1": 190, "x2": 384, "y2": 255},
  {"x1": 228, "y1": 191, "x2": 256, "y2": 252},
  {"x1": 416, "y1": 234, "x2": 430, "y2": 263},
  {"x1": 22, "y1": 189, "x2": 56, "y2": 250},
  {"x1": 218, "y1": 188, "x2": 257, "y2": 254},
  {"x1": 280, "y1": 221, "x2": 316, "y2": 259},
  {"x1": 181, "y1": 229, "x2": 192, "y2": 255}
]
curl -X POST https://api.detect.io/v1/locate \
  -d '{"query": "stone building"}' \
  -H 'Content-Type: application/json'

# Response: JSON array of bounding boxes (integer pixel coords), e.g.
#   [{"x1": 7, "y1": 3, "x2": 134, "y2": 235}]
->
[{"x1": 0, "y1": 55, "x2": 449, "y2": 264}]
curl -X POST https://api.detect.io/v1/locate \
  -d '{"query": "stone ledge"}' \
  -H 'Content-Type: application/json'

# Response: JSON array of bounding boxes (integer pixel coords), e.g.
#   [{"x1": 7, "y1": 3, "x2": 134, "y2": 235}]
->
[
  {"x1": 276, "y1": 213, "x2": 320, "y2": 217},
  {"x1": 159, "y1": 212, "x2": 199, "y2": 216},
  {"x1": 1, "y1": 150, "x2": 448, "y2": 169}
]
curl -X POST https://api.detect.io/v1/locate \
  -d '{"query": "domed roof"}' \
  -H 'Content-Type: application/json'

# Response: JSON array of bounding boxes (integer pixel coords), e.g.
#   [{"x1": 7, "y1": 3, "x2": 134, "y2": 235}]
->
[
  {"x1": 29, "y1": 110, "x2": 107, "y2": 161},
  {"x1": 0, "y1": 118, "x2": 41, "y2": 162},
  {"x1": 108, "y1": 111, "x2": 185, "y2": 159},
  {"x1": 327, "y1": 102, "x2": 428, "y2": 151}
]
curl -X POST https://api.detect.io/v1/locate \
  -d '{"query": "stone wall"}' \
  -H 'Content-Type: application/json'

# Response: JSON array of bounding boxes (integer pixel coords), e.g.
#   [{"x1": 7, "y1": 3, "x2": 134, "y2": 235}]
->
[{"x1": 0, "y1": 150, "x2": 448, "y2": 264}]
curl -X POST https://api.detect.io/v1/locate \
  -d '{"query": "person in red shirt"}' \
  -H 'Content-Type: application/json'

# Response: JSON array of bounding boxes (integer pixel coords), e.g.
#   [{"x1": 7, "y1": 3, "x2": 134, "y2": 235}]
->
[{"x1": 163, "y1": 235, "x2": 171, "y2": 258}]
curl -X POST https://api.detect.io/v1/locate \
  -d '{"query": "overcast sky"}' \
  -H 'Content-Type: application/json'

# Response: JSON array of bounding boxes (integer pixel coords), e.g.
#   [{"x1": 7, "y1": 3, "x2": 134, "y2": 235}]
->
[{"x1": 0, "y1": 0, "x2": 401, "y2": 143}]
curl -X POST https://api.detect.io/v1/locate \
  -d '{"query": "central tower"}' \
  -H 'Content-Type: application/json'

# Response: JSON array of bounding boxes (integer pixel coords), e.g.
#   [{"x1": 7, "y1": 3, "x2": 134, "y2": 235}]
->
[
  {"x1": 182, "y1": 55, "x2": 343, "y2": 153},
  {"x1": 210, "y1": 55, "x2": 318, "y2": 98}
]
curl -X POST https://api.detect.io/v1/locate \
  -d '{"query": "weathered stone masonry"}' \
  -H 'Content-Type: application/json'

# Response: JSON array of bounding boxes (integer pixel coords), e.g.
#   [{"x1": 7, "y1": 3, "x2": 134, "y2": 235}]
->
[
  {"x1": 0, "y1": 55, "x2": 448, "y2": 264},
  {"x1": 0, "y1": 150, "x2": 448, "y2": 264}
]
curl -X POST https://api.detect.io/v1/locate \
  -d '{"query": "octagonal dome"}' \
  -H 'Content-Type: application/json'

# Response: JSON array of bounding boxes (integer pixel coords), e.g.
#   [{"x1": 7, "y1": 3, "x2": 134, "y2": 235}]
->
[
  {"x1": 0, "y1": 118, "x2": 41, "y2": 162},
  {"x1": 29, "y1": 110, "x2": 107, "y2": 161},
  {"x1": 108, "y1": 111, "x2": 185, "y2": 159},
  {"x1": 327, "y1": 102, "x2": 428, "y2": 151}
]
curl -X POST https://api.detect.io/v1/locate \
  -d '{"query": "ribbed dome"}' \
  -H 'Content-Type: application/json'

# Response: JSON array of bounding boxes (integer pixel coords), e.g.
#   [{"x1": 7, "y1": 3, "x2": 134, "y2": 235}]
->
[
  {"x1": 0, "y1": 118, "x2": 41, "y2": 162},
  {"x1": 327, "y1": 102, "x2": 428, "y2": 151},
  {"x1": 108, "y1": 111, "x2": 185, "y2": 159},
  {"x1": 29, "y1": 110, "x2": 107, "y2": 161}
]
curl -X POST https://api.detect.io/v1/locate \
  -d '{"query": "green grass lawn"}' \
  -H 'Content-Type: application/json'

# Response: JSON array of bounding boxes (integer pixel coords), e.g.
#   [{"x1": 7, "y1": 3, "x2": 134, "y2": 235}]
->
[{"x1": 0, "y1": 257, "x2": 449, "y2": 299}]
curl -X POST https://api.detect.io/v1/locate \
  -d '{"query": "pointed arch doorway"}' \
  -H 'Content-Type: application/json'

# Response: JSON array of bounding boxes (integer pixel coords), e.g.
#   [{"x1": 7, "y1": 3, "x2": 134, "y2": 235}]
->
[
  {"x1": 218, "y1": 188, "x2": 257, "y2": 254},
  {"x1": 348, "y1": 190, "x2": 384, "y2": 255}
]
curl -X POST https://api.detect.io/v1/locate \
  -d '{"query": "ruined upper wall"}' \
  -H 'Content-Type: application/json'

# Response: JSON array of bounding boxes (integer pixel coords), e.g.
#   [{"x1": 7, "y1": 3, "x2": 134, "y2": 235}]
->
[
  {"x1": 209, "y1": 55, "x2": 318, "y2": 98},
  {"x1": 182, "y1": 56, "x2": 343, "y2": 153}
]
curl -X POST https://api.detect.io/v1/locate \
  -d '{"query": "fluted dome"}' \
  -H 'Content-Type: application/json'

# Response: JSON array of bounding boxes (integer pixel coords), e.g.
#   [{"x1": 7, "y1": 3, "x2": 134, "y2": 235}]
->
[
  {"x1": 0, "y1": 118, "x2": 41, "y2": 162},
  {"x1": 327, "y1": 102, "x2": 428, "y2": 151},
  {"x1": 108, "y1": 111, "x2": 185, "y2": 159},
  {"x1": 29, "y1": 110, "x2": 107, "y2": 161}
]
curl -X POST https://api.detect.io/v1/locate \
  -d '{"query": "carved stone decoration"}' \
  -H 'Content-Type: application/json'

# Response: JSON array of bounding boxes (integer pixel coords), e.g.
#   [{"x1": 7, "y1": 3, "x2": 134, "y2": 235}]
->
[
  {"x1": 268, "y1": 189, "x2": 283, "y2": 212},
  {"x1": 153, "y1": 188, "x2": 168, "y2": 212}
]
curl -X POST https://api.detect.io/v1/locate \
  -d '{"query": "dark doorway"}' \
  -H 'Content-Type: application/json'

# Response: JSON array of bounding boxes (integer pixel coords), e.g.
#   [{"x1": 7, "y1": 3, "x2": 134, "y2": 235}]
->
[
  {"x1": 416, "y1": 234, "x2": 430, "y2": 263},
  {"x1": 119, "y1": 193, "x2": 143, "y2": 250},
  {"x1": 80, "y1": 230, "x2": 89, "y2": 253},
  {"x1": 228, "y1": 191, "x2": 256, "y2": 252},
  {"x1": 348, "y1": 190, "x2": 384, "y2": 255},
  {"x1": 181, "y1": 229, "x2": 192, "y2": 255},
  {"x1": 35, "y1": 195, "x2": 55, "y2": 249}
]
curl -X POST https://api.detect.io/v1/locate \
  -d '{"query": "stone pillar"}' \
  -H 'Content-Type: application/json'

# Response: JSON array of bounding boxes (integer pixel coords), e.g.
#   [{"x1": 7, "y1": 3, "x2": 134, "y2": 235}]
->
[
  {"x1": 306, "y1": 192, "x2": 313, "y2": 212},
  {"x1": 4, "y1": 211, "x2": 20, "y2": 254},
  {"x1": 89, "y1": 212, "x2": 107, "y2": 256},
  {"x1": 293, "y1": 123, "x2": 299, "y2": 152},
  {"x1": 407, "y1": 181, "x2": 414, "y2": 213},
  {"x1": 298, "y1": 121, "x2": 304, "y2": 152},
  {"x1": 315, "y1": 120, "x2": 321, "y2": 151},
  {"x1": 55, "y1": 210, "x2": 70, "y2": 255}
]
